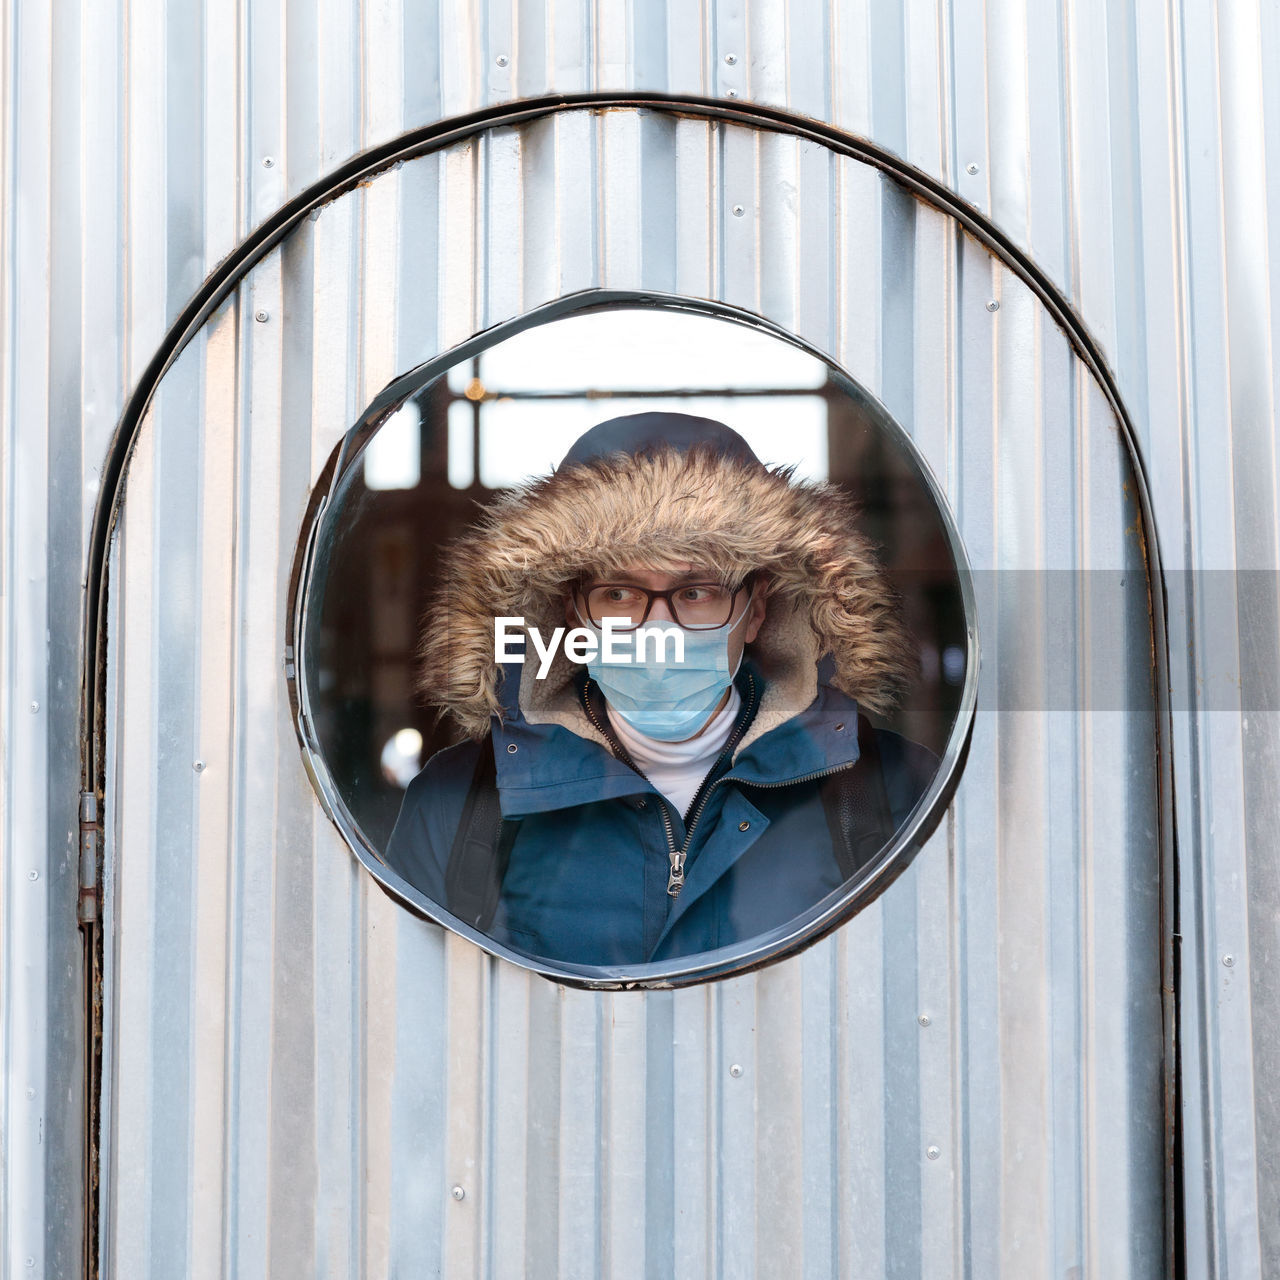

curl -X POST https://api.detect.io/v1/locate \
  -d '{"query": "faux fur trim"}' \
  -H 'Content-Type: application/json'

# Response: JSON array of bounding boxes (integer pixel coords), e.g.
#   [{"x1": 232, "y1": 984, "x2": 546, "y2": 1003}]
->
[{"x1": 418, "y1": 445, "x2": 917, "y2": 739}]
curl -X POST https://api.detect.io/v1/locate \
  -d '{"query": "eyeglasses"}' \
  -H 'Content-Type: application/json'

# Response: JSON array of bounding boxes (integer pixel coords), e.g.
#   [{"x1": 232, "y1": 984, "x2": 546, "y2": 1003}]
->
[{"x1": 576, "y1": 577, "x2": 753, "y2": 632}]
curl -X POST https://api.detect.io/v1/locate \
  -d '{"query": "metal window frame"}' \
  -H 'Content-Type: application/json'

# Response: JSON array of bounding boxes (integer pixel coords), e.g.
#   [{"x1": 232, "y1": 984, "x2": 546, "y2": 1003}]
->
[{"x1": 283, "y1": 287, "x2": 980, "y2": 989}]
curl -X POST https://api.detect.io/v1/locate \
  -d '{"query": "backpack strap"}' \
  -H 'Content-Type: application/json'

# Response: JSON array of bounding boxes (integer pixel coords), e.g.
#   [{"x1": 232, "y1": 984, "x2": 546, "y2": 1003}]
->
[
  {"x1": 820, "y1": 714, "x2": 896, "y2": 880},
  {"x1": 444, "y1": 732, "x2": 520, "y2": 931}
]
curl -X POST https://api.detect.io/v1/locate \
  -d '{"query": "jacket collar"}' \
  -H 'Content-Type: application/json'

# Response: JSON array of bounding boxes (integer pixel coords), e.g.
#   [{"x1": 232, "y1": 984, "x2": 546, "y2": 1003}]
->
[{"x1": 491, "y1": 660, "x2": 862, "y2": 817}]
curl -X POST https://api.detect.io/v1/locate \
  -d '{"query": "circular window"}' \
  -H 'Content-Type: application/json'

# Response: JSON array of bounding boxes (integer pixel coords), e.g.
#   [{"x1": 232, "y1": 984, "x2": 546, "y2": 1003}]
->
[{"x1": 289, "y1": 301, "x2": 976, "y2": 986}]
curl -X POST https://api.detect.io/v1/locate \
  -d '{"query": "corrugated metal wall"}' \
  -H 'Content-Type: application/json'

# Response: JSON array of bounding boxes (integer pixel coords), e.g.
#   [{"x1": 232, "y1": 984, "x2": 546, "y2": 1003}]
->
[
  {"x1": 100, "y1": 114, "x2": 1161, "y2": 1277},
  {"x1": 1, "y1": 2, "x2": 1275, "y2": 1277}
]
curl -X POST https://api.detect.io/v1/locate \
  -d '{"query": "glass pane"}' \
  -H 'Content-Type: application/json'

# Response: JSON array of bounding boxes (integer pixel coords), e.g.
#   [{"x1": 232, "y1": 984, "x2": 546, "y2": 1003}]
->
[{"x1": 300, "y1": 306, "x2": 971, "y2": 976}]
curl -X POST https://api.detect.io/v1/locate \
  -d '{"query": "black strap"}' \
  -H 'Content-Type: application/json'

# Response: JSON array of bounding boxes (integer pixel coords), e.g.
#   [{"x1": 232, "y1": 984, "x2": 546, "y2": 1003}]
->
[
  {"x1": 444, "y1": 733, "x2": 519, "y2": 931},
  {"x1": 820, "y1": 714, "x2": 896, "y2": 880}
]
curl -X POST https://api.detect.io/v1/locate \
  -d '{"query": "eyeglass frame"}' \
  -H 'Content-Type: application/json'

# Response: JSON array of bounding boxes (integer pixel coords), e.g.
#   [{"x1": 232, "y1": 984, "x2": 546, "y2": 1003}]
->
[{"x1": 572, "y1": 572, "x2": 757, "y2": 632}]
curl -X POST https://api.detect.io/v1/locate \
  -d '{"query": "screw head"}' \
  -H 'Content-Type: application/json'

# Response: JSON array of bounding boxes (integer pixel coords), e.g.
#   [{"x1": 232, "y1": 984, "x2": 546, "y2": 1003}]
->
[
  {"x1": 29, "y1": 701, "x2": 39, "y2": 713},
  {"x1": 927, "y1": 1145, "x2": 941, "y2": 1161},
  {"x1": 732, "y1": 204, "x2": 745, "y2": 217},
  {"x1": 254, "y1": 309, "x2": 269, "y2": 323},
  {"x1": 729, "y1": 1063, "x2": 743, "y2": 1078},
  {"x1": 496, "y1": 54, "x2": 509, "y2": 67},
  {"x1": 917, "y1": 1013, "x2": 931, "y2": 1027},
  {"x1": 28, "y1": 869, "x2": 38, "y2": 881},
  {"x1": 451, "y1": 1184, "x2": 466, "y2": 1201},
  {"x1": 1223, "y1": 954, "x2": 1235, "y2": 968},
  {"x1": 724, "y1": 52, "x2": 738, "y2": 65},
  {"x1": 262, "y1": 156, "x2": 275, "y2": 168},
  {"x1": 193, "y1": 760, "x2": 206, "y2": 773},
  {"x1": 966, "y1": 162, "x2": 979, "y2": 175},
  {"x1": 986, "y1": 300, "x2": 1000, "y2": 313}
]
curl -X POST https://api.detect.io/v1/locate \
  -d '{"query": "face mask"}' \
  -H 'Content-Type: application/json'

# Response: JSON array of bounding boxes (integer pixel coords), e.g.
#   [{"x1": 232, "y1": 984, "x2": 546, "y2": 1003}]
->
[{"x1": 579, "y1": 598, "x2": 753, "y2": 742}]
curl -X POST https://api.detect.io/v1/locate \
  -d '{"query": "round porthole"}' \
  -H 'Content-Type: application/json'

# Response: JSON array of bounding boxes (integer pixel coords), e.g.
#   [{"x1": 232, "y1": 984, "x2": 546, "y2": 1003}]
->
[{"x1": 288, "y1": 298, "x2": 976, "y2": 987}]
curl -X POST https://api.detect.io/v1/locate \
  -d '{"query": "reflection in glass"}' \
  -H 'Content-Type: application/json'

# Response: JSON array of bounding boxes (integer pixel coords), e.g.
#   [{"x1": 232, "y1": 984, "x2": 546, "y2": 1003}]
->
[
  {"x1": 302, "y1": 307, "x2": 969, "y2": 967},
  {"x1": 380, "y1": 728, "x2": 423, "y2": 789},
  {"x1": 363, "y1": 401, "x2": 421, "y2": 490}
]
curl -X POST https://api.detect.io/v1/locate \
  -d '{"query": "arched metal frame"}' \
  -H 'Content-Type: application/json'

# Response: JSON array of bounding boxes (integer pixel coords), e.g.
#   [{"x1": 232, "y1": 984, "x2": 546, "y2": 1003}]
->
[
  {"x1": 284, "y1": 289, "x2": 980, "y2": 988},
  {"x1": 80, "y1": 91, "x2": 1178, "y2": 1258}
]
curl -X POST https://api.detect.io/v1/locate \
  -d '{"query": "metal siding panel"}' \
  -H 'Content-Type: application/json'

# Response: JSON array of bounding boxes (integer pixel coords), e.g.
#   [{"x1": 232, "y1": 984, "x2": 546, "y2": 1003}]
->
[
  {"x1": 227, "y1": 250, "x2": 288, "y2": 1280},
  {"x1": 948, "y1": 0, "x2": 993, "y2": 221},
  {"x1": 716, "y1": 978, "x2": 758, "y2": 1278},
  {"x1": 718, "y1": 123, "x2": 759, "y2": 315},
  {"x1": 833, "y1": 160, "x2": 884, "y2": 395},
  {"x1": 1062, "y1": 0, "x2": 1120, "y2": 367},
  {"x1": 600, "y1": 109, "x2": 643, "y2": 289},
  {"x1": 189, "y1": 308, "x2": 239, "y2": 1280},
  {"x1": 24, "y1": 0, "x2": 1280, "y2": 1267},
  {"x1": 1215, "y1": 19, "x2": 1280, "y2": 1266},
  {"x1": 660, "y1": 0, "x2": 708, "y2": 99},
  {"x1": 557, "y1": 993, "x2": 603, "y2": 1279},
  {"x1": 753, "y1": 962, "x2": 806, "y2": 1276},
  {"x1": 836, "y1": 912, "x2": 888, "y2": 1278},
  {"x1": 484, "y1": 125, "x2": 527, "y2": 324},
  {"x1": 601, "y1": 994, "x2": 647, "y2": 1280},
  {"x1": 672, "y1": 116, "x2": 716, "y2": 299},
  {"x1": 903, "y1": 0, "x2": 946, "y2": 180}
]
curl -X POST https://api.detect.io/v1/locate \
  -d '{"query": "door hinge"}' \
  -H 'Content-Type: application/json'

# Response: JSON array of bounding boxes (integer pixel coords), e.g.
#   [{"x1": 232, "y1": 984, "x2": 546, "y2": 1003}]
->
[{"x1": 78, "y1": 791, "x2": 101, "y2": 927}]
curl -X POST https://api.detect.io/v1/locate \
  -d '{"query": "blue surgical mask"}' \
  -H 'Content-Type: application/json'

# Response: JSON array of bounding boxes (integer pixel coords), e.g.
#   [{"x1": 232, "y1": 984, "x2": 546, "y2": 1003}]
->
[{"x1": 579, "y1": 599, "x2": 753, "y2": 742}]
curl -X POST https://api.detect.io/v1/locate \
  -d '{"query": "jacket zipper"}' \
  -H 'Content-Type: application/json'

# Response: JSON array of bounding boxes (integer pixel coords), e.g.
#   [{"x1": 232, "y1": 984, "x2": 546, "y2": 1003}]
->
[
  {"x1": 676, "y1": 757, "x2": 859, "y2": 891},
  {"x1": 583, "y1": 674, "x2": 763, "y2": 899},
  {"x1": 581, "y1": 684, "x2": 685, "y2": 892}
]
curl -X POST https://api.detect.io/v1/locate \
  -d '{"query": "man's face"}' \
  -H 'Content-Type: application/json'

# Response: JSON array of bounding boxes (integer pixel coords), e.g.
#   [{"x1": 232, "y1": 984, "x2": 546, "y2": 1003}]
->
[{"x1": 567, "y1": 562, "x2": 766, "y2": 668}]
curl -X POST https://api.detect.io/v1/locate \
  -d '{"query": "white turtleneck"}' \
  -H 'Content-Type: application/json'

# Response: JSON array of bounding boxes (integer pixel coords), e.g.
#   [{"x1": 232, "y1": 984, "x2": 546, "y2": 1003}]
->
[{"x1": 606, "y1": 686, "x2": 742, "y2": 818}]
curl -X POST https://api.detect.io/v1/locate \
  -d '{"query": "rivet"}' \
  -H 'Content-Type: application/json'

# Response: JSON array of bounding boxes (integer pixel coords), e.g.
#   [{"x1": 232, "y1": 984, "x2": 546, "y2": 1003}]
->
[
  {"x1": 1223, "y1": 954, "x2": 1235, "y2": 968},
  {"x1": 738, "y1": 820, "x2": 750, "y2": 831},
  {"x1": 254, "y1": 309, "x2": 269, "y2": 323},
  {"x1": 29, "y1": 701, "x2": 39, "y2": 713},
  {"x1": 28, "y1": 870, "x2": 38, "y2": 881},
  {"x1": 986, "y1": 300, "x2": 1000, "y2": 313},
  {"x1": 927, "y1": 1145, "x2": 941, "y2": 1161},
  {"x1": 724, "y1": 52, "x2": 738, "y2": 65},
  {"x1": 495, "y1": 54, "x2": 509, "y2": 67},
  {"x1": 193, "y1": 760, "x2": 205, "y2": 773},
  {"x1": 729, "y1": 1063, "x2": 743, "y2": 1078},
  {"x1": 262, "y1": 156, "x2": 275, "y2": 168},
  {"x1": 507, "y1": 743, "x2": 518, "y2": 754},
  {"x1": 451, "y1": 1185, "x2": 466, "y2": 1200},
  {"x1": 834, "y1": 722, "x2": 845, "y2": 732},
  {"x1": 918, "y1": 1013, "x2": 930, "y2": 1027},
  {"x1": 732, "y1": 205, "x2": 745, "y2": 217},
  {"x1": 965, "y1": 162, "x2": 979, "y2": 175}
]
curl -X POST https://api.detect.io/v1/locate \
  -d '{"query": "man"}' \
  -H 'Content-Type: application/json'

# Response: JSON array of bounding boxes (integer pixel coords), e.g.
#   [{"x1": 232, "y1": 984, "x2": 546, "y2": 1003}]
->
[{"x1": 385, "y1": 412, "x2": 935, "y2": 965}]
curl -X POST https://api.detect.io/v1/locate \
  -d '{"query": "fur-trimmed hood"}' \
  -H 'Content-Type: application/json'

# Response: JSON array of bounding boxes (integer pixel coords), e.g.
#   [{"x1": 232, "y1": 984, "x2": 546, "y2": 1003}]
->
[{"x1": 419, "y1": 418, "x2": 916, "y2": 748}]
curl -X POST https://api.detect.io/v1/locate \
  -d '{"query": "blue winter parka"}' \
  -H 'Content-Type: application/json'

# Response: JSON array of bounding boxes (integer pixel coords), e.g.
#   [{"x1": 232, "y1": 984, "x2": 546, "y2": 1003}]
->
[{"x1": 385, "y1": 660, "x2": 934, "y2": 966}]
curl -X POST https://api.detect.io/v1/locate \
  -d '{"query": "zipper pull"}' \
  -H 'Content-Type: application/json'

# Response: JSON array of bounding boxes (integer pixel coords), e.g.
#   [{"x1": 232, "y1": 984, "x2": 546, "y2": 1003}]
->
[{"x1": 666, "y1": 855, "x2": 685, "y2": 898}]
